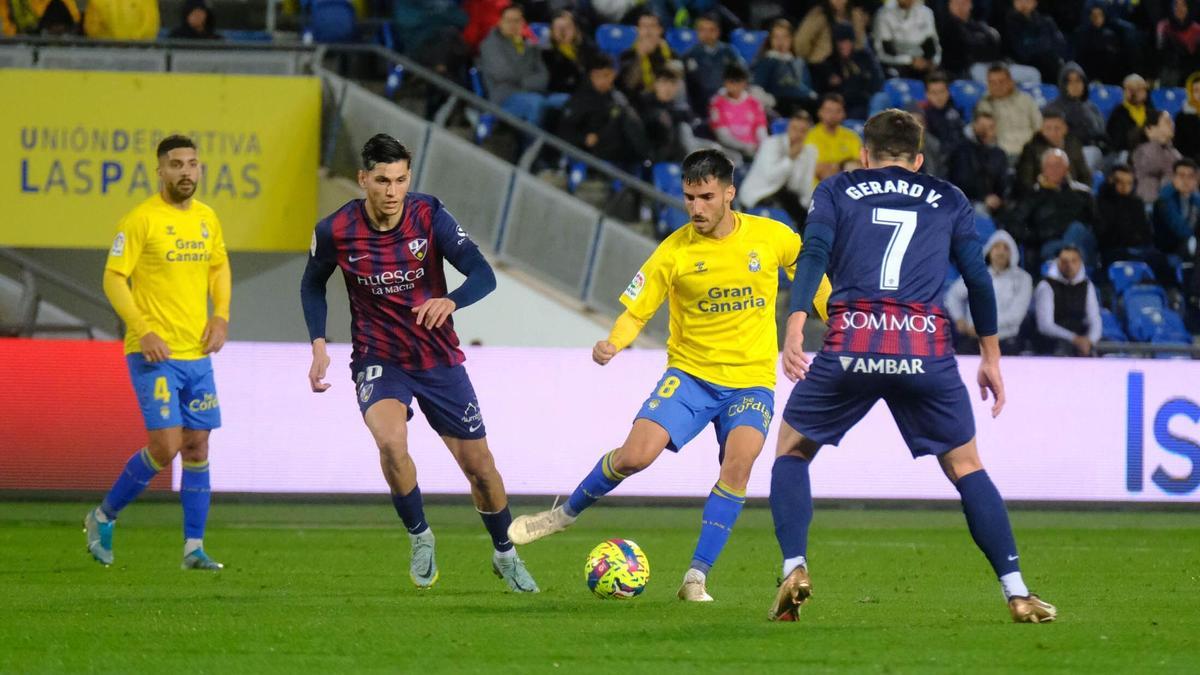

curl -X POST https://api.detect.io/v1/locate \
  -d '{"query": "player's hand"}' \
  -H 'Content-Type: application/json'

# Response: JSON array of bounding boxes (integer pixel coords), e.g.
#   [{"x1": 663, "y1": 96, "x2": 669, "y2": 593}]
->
[
  {"x1": 781, "y1": 312, "x2": 812, "y2": 383},
  {"x1": 309, "y1": 341, "x2": 331, "y2": 393},
  {"x1": 1072, "y1": 335, "x2": 1093, "y2": 357},
  {"x1": 139, "y1": 331, "x2": 171, "y2": 363},
  {"x1": 201, "y1": 316, "x2": 229, "y2": 354},
  {"x1": 593, "y1": 340, "x2": 619, "y2": 366},
  {"x1": 977, "y1": 358, "x2": 1006, "y2": 418},
  {"x1": 412, "y1": 298, "x2": 457, "y2": 329}
]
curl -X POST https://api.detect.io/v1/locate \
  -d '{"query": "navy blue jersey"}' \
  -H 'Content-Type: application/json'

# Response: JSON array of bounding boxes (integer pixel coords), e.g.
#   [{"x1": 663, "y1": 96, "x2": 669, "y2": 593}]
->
[
  {"x1": 304, "y1": 193, "x2": 479, "y2": 370},
  {"x1": 805, "y1": 166, "x2": 977, "y2": 357}
]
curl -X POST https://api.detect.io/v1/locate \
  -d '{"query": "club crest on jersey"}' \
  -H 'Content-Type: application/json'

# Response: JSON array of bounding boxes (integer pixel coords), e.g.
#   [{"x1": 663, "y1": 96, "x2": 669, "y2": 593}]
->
[
  {"x1": 748, "y1": 250, "x2": 761, "y2": 272},
  {"x1": 409, "y1": 238, "x2": 428, "y2": 261},
  {"x1": 200, "y1": 221, "x2": 209, "y2": 239}
]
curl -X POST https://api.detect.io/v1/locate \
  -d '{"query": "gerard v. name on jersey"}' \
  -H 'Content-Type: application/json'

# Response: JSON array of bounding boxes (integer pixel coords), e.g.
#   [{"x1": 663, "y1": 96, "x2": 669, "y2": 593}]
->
[{"x1": 843, "y1": 178, "x2": 944, "y2": 208}]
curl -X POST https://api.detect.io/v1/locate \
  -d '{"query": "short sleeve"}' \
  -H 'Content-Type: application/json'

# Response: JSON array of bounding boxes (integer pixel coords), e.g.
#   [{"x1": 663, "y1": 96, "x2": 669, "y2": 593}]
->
[
  {"x1": 104, "y1": 210, "x2": 146, "y2": 277},
  {"x1": 776, "y1": 225, "x2": 802, "y2": 278},
  {"x1": 619, "y1": 243, "x2": 675, "y2": 321}
]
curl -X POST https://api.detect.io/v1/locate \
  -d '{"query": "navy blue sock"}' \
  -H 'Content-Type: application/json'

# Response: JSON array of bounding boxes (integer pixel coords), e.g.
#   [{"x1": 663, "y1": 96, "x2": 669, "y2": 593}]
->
[
  {"x1": 565, "y1": 450, "x2": 626, "y2": 517},
  {"x1": 478, "y1": 506, "x2": 515, "y2": 553},
  {"x1": 180, "y1": 460, "x2": 211, "y2": 540},
  {"x1": 955, "y1": 470, "x2": 1020, "y2": 577},
  {"x1": 100, "y1": 448, "x2": 162, "y2": 519},
  {"x1": 391, "y1": 485, "x2": 430, "y2": 535},
  {"x1": 689, "y1": 481, "x2": 746, "y2": 574},
  {"x1": 770, "y1": 455, "x2": 813, "y2": 561}
]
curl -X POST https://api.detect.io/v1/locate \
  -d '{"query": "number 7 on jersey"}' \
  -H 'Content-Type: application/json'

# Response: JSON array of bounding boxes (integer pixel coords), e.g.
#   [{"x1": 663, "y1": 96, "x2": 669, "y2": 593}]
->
[{"x1": 873, "y1": 207, "x2": 918, "y2": 291}]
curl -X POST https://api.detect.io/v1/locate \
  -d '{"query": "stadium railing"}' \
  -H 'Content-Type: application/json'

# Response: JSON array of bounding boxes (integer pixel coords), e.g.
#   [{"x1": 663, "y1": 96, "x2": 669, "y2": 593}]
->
[{"x1": 0, "y1": 247, "x2": 120, "y2": 338}]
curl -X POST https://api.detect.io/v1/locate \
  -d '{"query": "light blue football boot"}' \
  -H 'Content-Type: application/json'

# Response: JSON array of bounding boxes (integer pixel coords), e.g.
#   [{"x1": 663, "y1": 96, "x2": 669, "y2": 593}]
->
[
  {"x1": 410, "y1": 530, "x2": 439, "y2": 589},
  {"x1": 83, "y1": 507, "x2": 114, "y2": 566},
  {"x1": 182, "y1": 548, "x2": 224, "y2": 571},
  {"x1": 493, "y1": 552, "x2": 539, "y2": 593}
]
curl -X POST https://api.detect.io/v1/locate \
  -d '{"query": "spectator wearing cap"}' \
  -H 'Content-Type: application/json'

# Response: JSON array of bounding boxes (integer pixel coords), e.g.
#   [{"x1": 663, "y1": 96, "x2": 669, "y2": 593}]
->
[
  {"x1": 1015, "y1": 112, "x2": 1092, "y2": 196},
  {"x1": 1106, "y1": 73, "x2": 1160, "y2": 155},
  {"x1": 479, "y1": 5, "x2": 565, "y2": 128},
  {"x1": 617, "y1": 10, "x2": 674, "y2": 100},
  {"x1": 936, "y1": 0, "x2": 1001, "y2": 80},
  {"x1": 873, "y1": 0, "x2": 941, "y2": 80},
  {"x1": 683, "y1": 12, "x2": 743, "y2": 117},
  {"x1": 752, "y1": 18, "x2": 818, "y2": 117},
  {"x1": 1034, "y1": 244, "x2": 1102, "y2": 357},
  {"x1": 812, "y1": 22, "x2": 883, "y2": 120},
  {"x1": 946, "y1": 229, "x2": 1032, "y2": 355},
  {"x1": 708, "y1": 63, "x2": 768, "y2": 162},
  {"x1": 973, "y1": 62, "x2": 1042, "y2": 160},
  {"x1": 738, "y1": 110, "x2": 819, "y2": 227}
]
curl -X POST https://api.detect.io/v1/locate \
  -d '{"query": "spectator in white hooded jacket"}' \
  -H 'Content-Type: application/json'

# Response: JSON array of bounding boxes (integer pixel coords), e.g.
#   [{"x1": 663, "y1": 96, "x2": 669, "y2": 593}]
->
[
  {"x1": 737, "y1": 109, "x2": 818, "y2": 227},
  {"x1": 873, "y1": 0, "x2": 941, "y2": 79},
  {"x1": 946, "y1": 229, "x2": 1032, "y2": 355}
]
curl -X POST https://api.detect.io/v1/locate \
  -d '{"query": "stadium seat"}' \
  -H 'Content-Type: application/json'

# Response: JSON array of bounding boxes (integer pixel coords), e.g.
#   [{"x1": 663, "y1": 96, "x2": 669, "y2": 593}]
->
[
  {"x1": 843, "y1": 118, "x2": 866, "y2": 136},
  {"x1": 529, "y1": 22, "x2": 550, "y2": 45},
  {"x1": 666, "y1": 27, "x2": 697, "y2": 55},
  {"x1": 1040, "y1": 259, "x2": 1055, "y2": 278},
  {"x1": 1108, "y1": 260, "x2": 1155, "y2": 296},
  {"x1": 652, "y1": 162, "x2": 683, "y2": 196},
  {"x1": 1122, "y1": 285, "x2": 1168, "y2": 340},
  {"x1": 730, "y1": 29, "x2": 767, "y2": 63},
  {"x1": 769, "y1": 117, "x2": 788, "y2": 135},
  {"x1": 223, "y1": 30, "x2": 273, "y2": 42},
  {"x1": 950, "y1": 79, "x2": 984, "y2": 122},
  {"x1": 596, "y1": 24, "x2": 637, "y2": 57},
  {"x1": 567, "y1": 160, "x2": 587, "y2": 193},
  {"x1": 1151, "y1": 308, "x2": 1191, "y2": 344},
  {"x1": 1019, "y1": 82, "x2": 1059, "y2": 107},
  {"x1": 750, "y1": 207, "x2": 794, "y2": 227},
  {"x1": 657, "y1": 207, "x2": 690, "y2": 238},
  {"x1": 306, "y1": 0, "x2": 357, "y2": 43},
  {"x1": 467, "y1": 67, "x2": 497, "y2": 144},
  {"x1": 384, "y1": 64, "x2": 405, "y2": 98},
  {"x1": 1089, "y1": 82, "x2": 1123, "y2": 120},
  {"x1": 883, "y1": 78, "x2": 925, "y2": 108},
  {"x1": 974, "y1": 212, "x2": 996, "y2": 241},
  {"x1": 1151, "y1": 87, "x2": 1186, "y2": 118},
  {"x1": 1100, "y1": 307, "x2": 1128, "y2": 342},
  {"x1": 1092, "y1": 169, "x2": 1104, "y2": 194}
]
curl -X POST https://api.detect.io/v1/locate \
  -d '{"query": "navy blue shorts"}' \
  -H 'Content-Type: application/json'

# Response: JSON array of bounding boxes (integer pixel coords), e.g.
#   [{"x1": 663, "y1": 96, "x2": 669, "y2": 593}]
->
[
  {"x1": 126, "y1": 354, "x2": 221, "y2": 431},
  {"x1": 781, "y1": 353, "x2": 974, "y2": 457},
  {"x1": 351, "y1": 359, "x2": 485, "y2": 440},
  {"x1": 636, "y1": 368, "x2": 774, "y2": 453}
]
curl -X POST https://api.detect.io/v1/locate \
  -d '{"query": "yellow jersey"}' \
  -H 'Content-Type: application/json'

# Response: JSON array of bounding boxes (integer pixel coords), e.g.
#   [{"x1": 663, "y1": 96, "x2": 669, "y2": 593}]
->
[
  {"x1": 104, "y1": 194, "x2": 228, "y2": 360},
  {"x1": 620, "y1": 212, "x2": 831, "y2": 388},
  {"x1": 807, "y1": 124, "x2": 863, "y2": 168}
]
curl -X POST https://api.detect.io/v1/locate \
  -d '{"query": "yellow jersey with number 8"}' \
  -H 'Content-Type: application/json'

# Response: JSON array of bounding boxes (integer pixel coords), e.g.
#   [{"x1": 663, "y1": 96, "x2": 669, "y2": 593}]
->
[
  {"x1": 620, "y1": 212, "x2": 831, "y2": 388},
  {"x1": 104, "y1": 194, "x2": 228, "y2": 360}
]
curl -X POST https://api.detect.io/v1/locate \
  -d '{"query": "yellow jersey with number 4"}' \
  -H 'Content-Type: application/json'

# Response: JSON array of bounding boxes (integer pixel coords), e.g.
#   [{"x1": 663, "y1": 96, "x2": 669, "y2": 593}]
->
[
  {"x1": 104, "y1": 194, "x2": 228, "y2": 360},
  {"x1": 620, "y1": 212, "x2": 831, "y2": 388}
]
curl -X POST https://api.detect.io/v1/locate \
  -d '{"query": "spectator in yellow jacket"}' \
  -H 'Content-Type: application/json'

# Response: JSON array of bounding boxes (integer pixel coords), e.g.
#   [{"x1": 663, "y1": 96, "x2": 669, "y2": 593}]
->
[{"x1": 83, "y1": 0, "x2": 158, "y2": 40}]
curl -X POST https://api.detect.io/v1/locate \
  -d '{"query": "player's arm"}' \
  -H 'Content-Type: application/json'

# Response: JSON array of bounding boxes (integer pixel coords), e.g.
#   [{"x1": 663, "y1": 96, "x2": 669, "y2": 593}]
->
[
  {"x1": 103, "y1": 213, "x2": 170, "y2": 362},
  {"x1": 598, "y1": 246, "x2": 673, "y2": 365},
  {"x1": 950, "y1": 200, "x2": 1004, "y2": 417},
  {"x1": 781, "y1": 184, "x2": 838, "y2": 382},
  {"x1": 416, "y1": 204, "x2": 498, "y2": 330},
  {"x1": 300, "y1": 223, "x2": 339, "y2": 392},
  {"x1": 202, "y1": 219, "x2": 232, "y2": 354}
]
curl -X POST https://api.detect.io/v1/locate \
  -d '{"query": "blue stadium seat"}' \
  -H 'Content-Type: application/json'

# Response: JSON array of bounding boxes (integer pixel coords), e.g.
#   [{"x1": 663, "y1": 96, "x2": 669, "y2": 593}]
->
[
  {"x1": 596, "y1": 24, "x2": 637, "y2": 57},
  {"x1": 467, "y1": 67, "x2": 497, "y2": 144},
  {"x1": 567, "y1": 160, "x2": 587, "y2": 193},
  {"x1": 884, "y1": 78, "x2": 925, "y2": 108},
  {"x1": 974, "y1": 212, "x2": 996, "y2": 241},
  {"x1": 1123, "y1": 285, "x2": 1168, "y2": 340},
  {"x1": 223, "y1": 30, "x2": 273, "y2": 42},
  {"x1": 1089, "y1": 83, "x2": 1123, "y2": 121},
  {"x1": 1151, "y1": 87, "x2": 1186, "y2": 118},
  {"x1": 384, "y1": 64, "x2": 405, "y2": 98},
  {"x1": 750, "y1": 207, "x2": 794, "y2": 227},
  {"x1": 529, "y1": 22, "x2": 550, "y2": 45},
  {"x1": 1019, "y1": 81, "x2": 1059, "y2": 107},
  {"x1": 306, "y1": 0, "x2": 357, "y2": 43},
  {"x1": 1040, "y1": 259, "x2": 1055, "y2": 278},
  {"x1": 950, "y1": 79, "x2": 984, "y2": 122},
  {"x1": 730, "y1": 28, "x2": 767, "y2": 63},
  {"x1": 769, "y1": 117, "x2": 788, "y2": 135},
  {"x1": 666, "y1": 27, "x2": 696, "y2": 56},
  {"x1": 657, "y1": 207, "x2": 690, "y2": 238},
  {"x1": 652, "y1": 162, "x2": 683, "y2": 196},
  {"x1": 1092, "y1": 169, "x2": 1104, "y2": 194},
  {"x1": 1150, "y1": 308, "x2": 1192, "y2": 346},
  {"x1": 843, "y1": 118, "x2": 866, "y2": 136},
  {"x1": 1108, "y1": 260, "x2": 1155, "y2": 295},
  {"x1": 1100, "y1": 307, "x2": 1128, "y2": 342}
]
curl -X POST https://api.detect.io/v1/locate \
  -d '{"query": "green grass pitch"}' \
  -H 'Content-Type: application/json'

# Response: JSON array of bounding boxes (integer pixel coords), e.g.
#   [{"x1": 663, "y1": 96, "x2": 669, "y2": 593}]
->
[{"x1": 2, "y1": 501, "x2": 1196, "y2": 673}]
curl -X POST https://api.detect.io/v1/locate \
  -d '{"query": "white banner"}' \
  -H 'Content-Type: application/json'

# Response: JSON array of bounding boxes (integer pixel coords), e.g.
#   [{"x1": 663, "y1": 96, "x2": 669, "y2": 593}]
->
[{"x1": 189, "y1": 343, "x2": 1200, "y2": 502}]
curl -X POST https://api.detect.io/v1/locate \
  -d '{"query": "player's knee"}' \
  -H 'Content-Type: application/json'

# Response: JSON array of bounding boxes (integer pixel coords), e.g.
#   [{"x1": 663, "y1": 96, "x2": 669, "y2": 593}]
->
[
  {"x1": 147, "y1": 438, "x2": 182, "y2": 465},
  {"x1": 458, "y1": 448, "x2": 497, "y2": 480},
  {"x1": 180, "y1": 441, "x2": 209, "y2": 464},
  {"x1": 612, "y1": 447, "x2": 654, "y2": 475},
  {"x1": 377, "y1": 435, "x2": 410, "y2": 465}
]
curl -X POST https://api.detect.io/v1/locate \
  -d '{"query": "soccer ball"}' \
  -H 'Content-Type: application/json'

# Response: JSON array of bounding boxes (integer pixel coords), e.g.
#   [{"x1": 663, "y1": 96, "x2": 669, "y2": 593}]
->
[{"x1": 584, "y1": 538, "x2": 650, "y2": 599}]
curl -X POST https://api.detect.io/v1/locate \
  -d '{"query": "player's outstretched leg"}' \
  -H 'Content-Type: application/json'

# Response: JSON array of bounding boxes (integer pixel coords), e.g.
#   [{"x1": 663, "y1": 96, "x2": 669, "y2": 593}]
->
[
  {"x1": 940, "y1": 441, "x2": 1056, "y2": 623},
  {"x1": 85, "y1": 432, "x2": 177, "y2": 566},
  {"x1": 679, "y1": 427, "x2": 763, "y2": 602},
  {"x1": 767, "y1": 424, "x2": 819, "y2": 621},
  {"x1": 444, "y1": 436, "x2": 538, "y2": 592},
  {"x1": 179, "y1": 430, "x2": 223, "y2": 571},
  {"x1": 508, "y1": 420, "x2": 668, "y2": 546}
]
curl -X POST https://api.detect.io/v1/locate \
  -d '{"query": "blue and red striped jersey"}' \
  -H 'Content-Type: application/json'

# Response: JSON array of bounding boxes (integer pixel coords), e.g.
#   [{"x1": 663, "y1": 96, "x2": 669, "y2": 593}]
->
[
  {"x1": 806, "y1": 166, "x2": 978, "y2": 357},
  {"x1": 305, "y1": 193, "x2": 479, "y2": 370}
]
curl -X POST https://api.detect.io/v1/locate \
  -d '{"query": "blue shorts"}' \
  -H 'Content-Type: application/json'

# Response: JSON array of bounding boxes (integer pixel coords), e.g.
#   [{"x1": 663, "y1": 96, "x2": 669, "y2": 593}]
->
[
  {"x1": 636, "y1": 368, "x2": 774, "y2": 453},
  {"x1": 782, "y1": 353, "x2": 975, "y2": 457},
  {"x1": 126, "y1": 354, "x2": 221, "y2": 431},
  {"x1": 351, "y1": 359, "x2": 485, "y2": 440}
]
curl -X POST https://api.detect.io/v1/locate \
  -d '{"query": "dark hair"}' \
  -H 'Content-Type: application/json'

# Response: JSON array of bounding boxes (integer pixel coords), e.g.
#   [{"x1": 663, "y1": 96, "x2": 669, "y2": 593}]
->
[
  {"x1": 156, "y1": 134, "x2": 196, "y2": 159},
  {"x1": 584, "y1": 52, "x2": 615, "y2": 72},
  {"x1": 1110, "y1": 163, "x2": 1134, "y2": 175},
  {"x1": 818, "y1": 92, "x2": 845, "y2": 109},
  {"x1": 1174, "y1": 157, "x2": 1199, "y2": 173},
  {"x1": 1041, "y1": 110, "x2": 1067, "y2": 123},
  {"x1": 500, "y1": 4, "x2": 522, "y2": 17},
  {"x1": 924, "y1": 71, "x2": 949, "y2": 87},
  {"x1": 862, "y1": 109, "x2": 924, "y2": 162},
  {"x1": 758, "y1": 18, "x2": 794, "y2": 59},
  {"x1": 791, "y1": 109, "x2": 813, "y2": 123},
  {"x1": 653, "y1": 65, "x2": 682, "y2": 81},
  {"x1": 361, "y1": 133, "x2": 412, "y2": 170},
  {"x1": 695, "y1": 11, "x2": 720, "y2": 27},
  {"x1": 634, "y1": 7, "x2": 661, "y2": 27},
  {"x1": 1058, "y1": 243, "x2": 1083, "y2": 258},
  {"x1": 681, "y1": 148, "x2": 734, "y2": 186},
  {"x1": 987, "y1": 62, "x2": 1010, "y2": 76},
  {"x1": 973, "y1": 110, "x2": 995, "y2": 122},
  {"x1": 722, "y1": 63, "x2": 749, "y2": 83}
]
